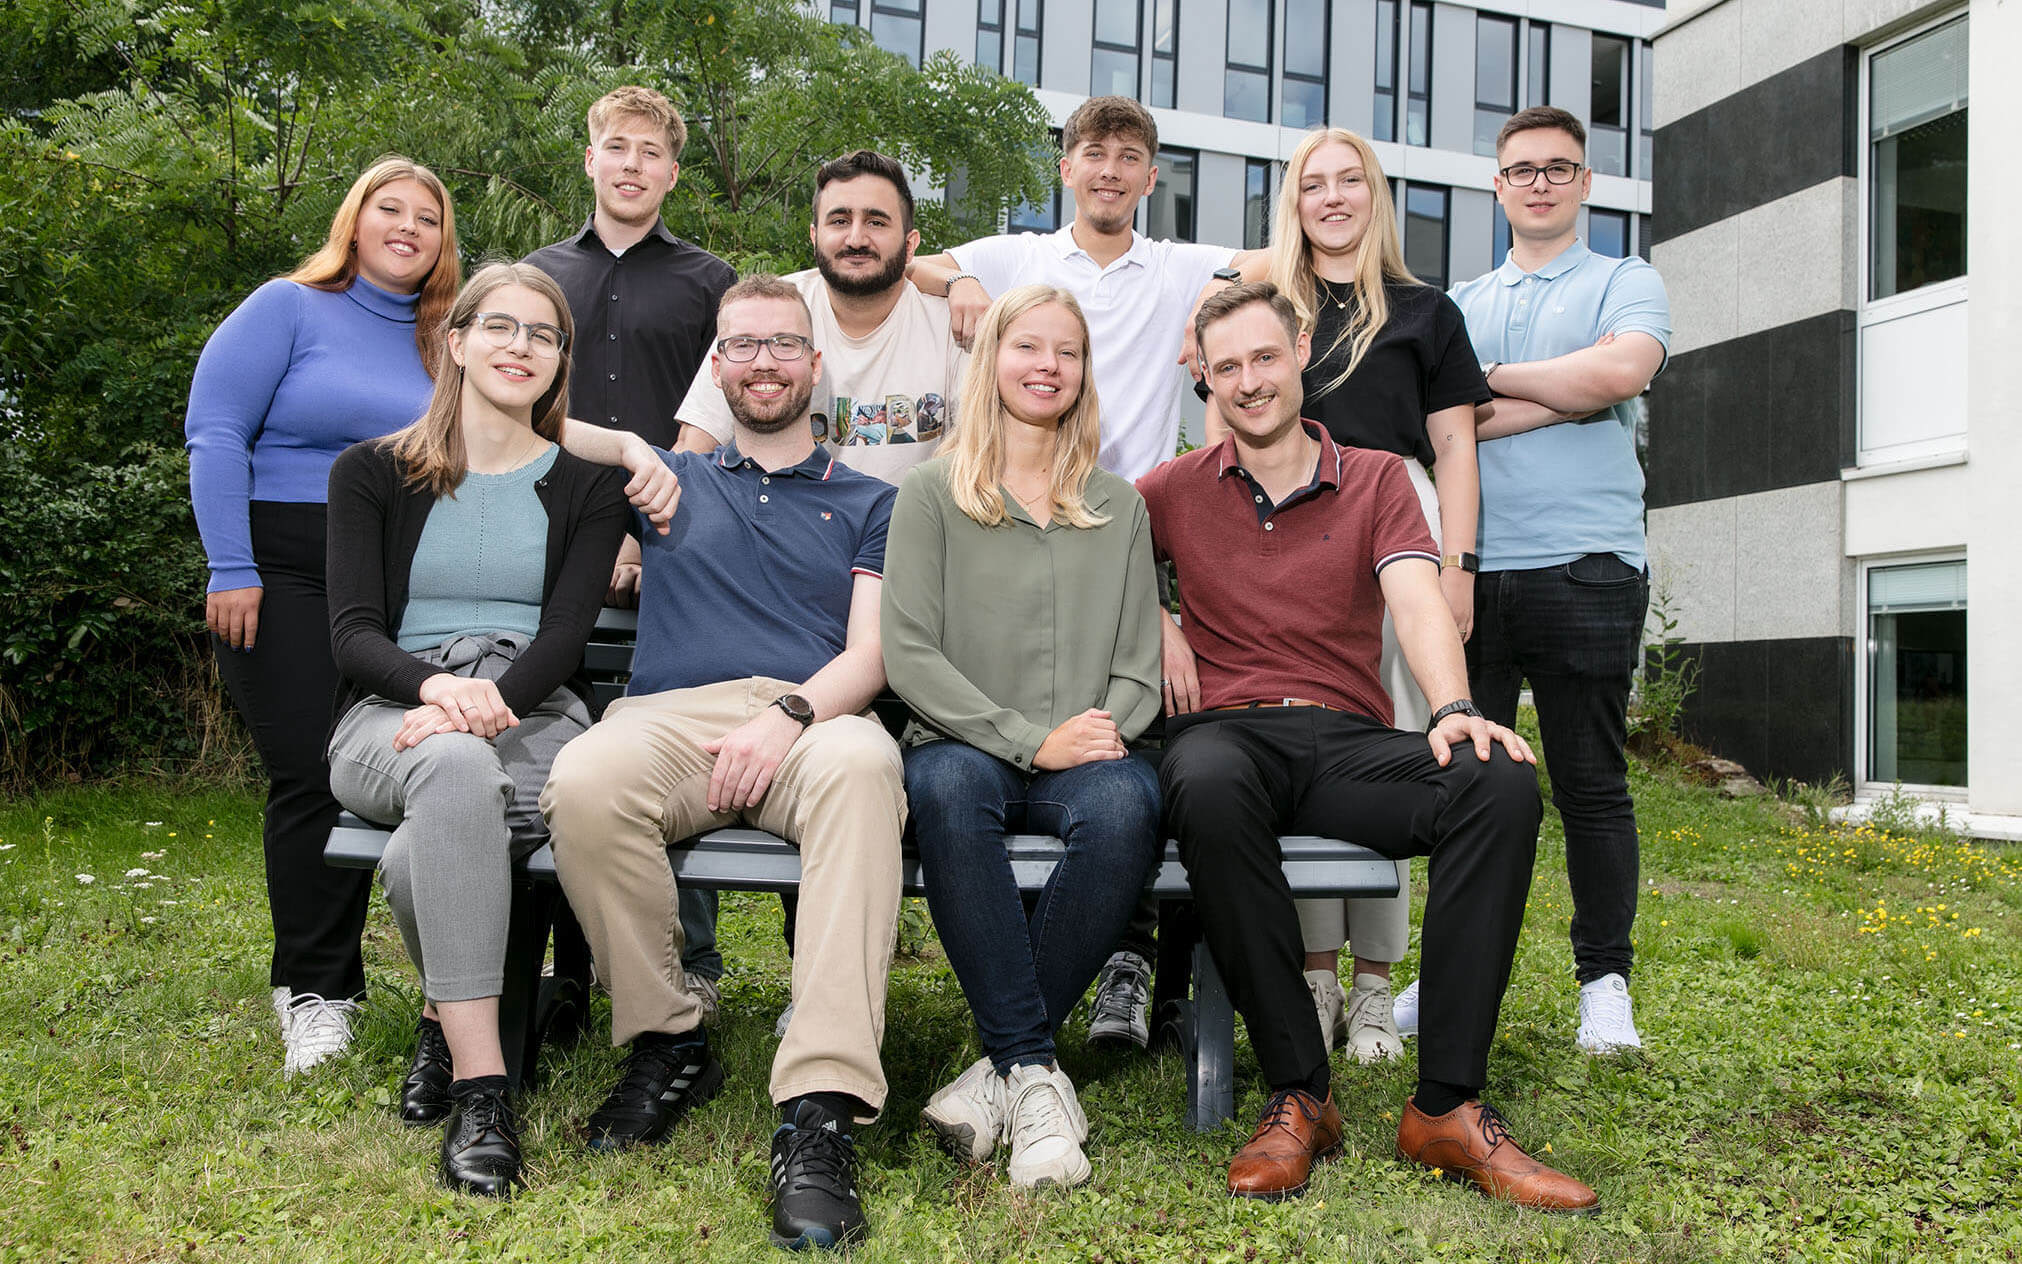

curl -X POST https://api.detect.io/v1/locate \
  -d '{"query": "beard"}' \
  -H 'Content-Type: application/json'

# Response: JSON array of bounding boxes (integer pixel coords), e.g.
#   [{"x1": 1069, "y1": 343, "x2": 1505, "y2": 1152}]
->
[
  {"x1": 728, "y1": 372, "x2": 816, "y2": 435},
  {"x1": 816, "y1": 244, "x2": 908, "y2": 298}
]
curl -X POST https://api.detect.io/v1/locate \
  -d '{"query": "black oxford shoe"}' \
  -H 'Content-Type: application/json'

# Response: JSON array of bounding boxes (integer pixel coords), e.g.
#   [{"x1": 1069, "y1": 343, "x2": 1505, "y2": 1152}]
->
[{"x1": 401, "y1": 1019, "x2": 453, "y2": 1125}]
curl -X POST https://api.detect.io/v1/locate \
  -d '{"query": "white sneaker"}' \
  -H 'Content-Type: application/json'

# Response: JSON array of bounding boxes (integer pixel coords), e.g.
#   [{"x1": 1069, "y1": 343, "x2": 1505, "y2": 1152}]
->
[
  {"x1": 922, "y1": 1056, "x2": 1006, "y2": 1162},
  {"x1": 282, "y1": 993, "x2": 359, "y2": 1078},
  {"x1": 1392, "y1": 977, "x2": 1421, "y2": 1039},
  {"x1": 1576, "y1": 973, "x2": 1642, "y2": 1053},
  {"x1": 1344, "y1": 973, "x2": 1404, "y2": 1064},
  {"x1": 1002, "y1": 1064, "x2": 1091, "y2": 1189},
  {"x1": 271, "y1": 986, "x2": 294, "y2": 1034},
  {"x1": 774, "y1": 1000, "x2": 796, "y2": 1039},
  {"x1": 686, "y1": 973, "x2": 721, "y2": 1026},
  {"x1": 1304, "y1": 970, "x2": 1347, "y2": 1054},
  {"x1": 1087, "y1": 950, "x2": 1151, "y2": 1049}
]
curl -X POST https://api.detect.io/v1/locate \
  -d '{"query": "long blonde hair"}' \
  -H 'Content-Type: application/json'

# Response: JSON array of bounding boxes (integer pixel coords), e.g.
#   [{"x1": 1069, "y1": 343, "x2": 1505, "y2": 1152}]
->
[
  {"x1": 285, "y1": 155, "x2": 461, "y2": 368},
  {"x1": 387, "y1": 262, "x2": 575, "y2": 497},
  {"x1": 946, "y1": 285, "x2": 1108, "y2": 530},
  {"x1": 1266, "y1": 128, "x2": 1418, "y2": 400}
]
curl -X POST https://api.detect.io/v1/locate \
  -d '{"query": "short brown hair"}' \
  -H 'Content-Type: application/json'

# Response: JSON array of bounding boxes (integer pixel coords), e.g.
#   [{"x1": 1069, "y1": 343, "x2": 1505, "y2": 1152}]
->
[
  {"x1": 1062, "y1": 95, "x2": 1158, "y2": 155},
  {"x1": 1194, "y1": 282, "x2": 1300, "y2": 360},
  {"x1": 718, "y1": 274, "x2": 813, "y2": 334},
  {"x1": 588, "y1": 85, "x2": 687, "y2": 159},
  {"x1": 1495, "y1": 106, "x2": 1585, "y2": 157}
]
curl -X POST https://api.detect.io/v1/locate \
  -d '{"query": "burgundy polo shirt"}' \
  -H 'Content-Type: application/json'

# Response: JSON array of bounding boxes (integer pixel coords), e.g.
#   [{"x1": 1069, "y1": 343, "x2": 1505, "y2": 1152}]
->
[{"x1": 1135, "y1": 423, "x2": 1438, "y2": 725}]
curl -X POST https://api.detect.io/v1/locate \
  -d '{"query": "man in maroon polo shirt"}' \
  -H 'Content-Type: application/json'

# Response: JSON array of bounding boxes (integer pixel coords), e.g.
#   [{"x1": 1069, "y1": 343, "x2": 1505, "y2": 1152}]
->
[{"x1": 1138, "y1": 282, "x2": 1597, "y2": 1212}]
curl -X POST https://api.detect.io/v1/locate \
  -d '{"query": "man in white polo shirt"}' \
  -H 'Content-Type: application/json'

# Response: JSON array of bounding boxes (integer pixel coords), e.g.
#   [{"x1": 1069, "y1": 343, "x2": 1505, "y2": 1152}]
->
[
  {"x1": 912, "y1": 94, "x2": 1237, "y2": 1052},
  {"x1": 676, "y1": 149, "x2": 965, "y2": 487}
]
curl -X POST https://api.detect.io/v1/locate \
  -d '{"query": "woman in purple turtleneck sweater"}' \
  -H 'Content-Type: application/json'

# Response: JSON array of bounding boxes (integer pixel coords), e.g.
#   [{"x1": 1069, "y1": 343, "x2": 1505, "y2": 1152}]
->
[{"x1": 186, "y1": 156, "x2": 462, "y2": 1076}]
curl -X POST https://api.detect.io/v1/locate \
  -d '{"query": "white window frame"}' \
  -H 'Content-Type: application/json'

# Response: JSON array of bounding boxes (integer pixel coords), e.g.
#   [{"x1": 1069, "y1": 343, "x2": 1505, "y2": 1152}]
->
[
  {"x1": 1855, "y1": 550, "x2": 1969, "y2": 797},
  {"x1": 1856, "y1": 8, "x2": 1969, "y2": 467}
]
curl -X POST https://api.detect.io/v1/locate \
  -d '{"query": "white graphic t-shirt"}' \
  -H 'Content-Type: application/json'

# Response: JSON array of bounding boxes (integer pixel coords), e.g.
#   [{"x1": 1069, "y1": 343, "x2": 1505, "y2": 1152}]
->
[{"x1": 676, "y1": 268, "x2": 967, "y2": 486}]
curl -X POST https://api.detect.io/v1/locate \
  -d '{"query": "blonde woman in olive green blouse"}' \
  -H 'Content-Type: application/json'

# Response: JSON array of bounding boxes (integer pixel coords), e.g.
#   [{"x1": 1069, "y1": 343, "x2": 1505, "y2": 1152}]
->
[{"x1": 882, "y1": 285, "x2": 1163, "y2": 1191}]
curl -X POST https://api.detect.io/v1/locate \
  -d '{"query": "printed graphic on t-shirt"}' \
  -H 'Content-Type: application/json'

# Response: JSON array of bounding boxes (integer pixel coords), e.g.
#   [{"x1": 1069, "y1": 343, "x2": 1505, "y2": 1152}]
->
[{"x1": 813, "y1": 392, "x2": 950, "y2": 447}]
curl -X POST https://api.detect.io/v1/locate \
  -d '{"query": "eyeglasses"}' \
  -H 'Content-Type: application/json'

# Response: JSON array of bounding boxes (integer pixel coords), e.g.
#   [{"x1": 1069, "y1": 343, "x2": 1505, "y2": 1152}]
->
[
  {"x1": 716, "y1": 334, "x2": 813, "y2": 362},
  {"x1": 468, "y1": 312, "x2": 567, "y2": 357},
  {"x1": 1497, "y1": 161, "x2": 1584, "y2": 188}
]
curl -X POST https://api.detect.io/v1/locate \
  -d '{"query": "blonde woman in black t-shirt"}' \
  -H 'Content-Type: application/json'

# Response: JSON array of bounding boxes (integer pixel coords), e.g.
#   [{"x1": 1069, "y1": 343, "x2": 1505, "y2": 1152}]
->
[{"x1": 1201, "y1": 128, "x2": 1491, "y2": 1066}]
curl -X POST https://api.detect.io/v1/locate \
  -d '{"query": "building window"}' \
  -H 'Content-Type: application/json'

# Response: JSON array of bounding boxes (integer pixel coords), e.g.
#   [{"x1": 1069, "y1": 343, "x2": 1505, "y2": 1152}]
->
[
  {"x1": 1405, "y1": 1, "x2": 1432, "y2": 145},
  {"x1": 1147, "y1": 147, "x2": 1198, "y2": 241},
  {"x1": 1225, "y1": 0, "x2": 1272, "y2": 123},
  {"x1": 1474, "y1": 14, "x2": 1518, "y2": 157},
  {"x1": 1402, "y1": 184, "x2": 1448, "y2": 289},
  {"x1": 1150, "y1": 0, "x2": 1179, "y2": 107},
  {"x1": 830, "y1": 0, "x2": 860, "y2": 25},
  {"x1": 1243, "y1": 158, "x2": 1273, "y2": 250},
  {"x1": 977, "y1": 0, "x2": 1004, "y2": 71},
  {"x1": 1637, "y1": 41, "x2": 1654, "y2": 177},
  {"x1": 870, "y1": 0, "x2": 923, "y2": 65},
  {"x1": 1866, "y1": 559, "x2": 1967, "y2": 787},
  {"x1": 1526, "y1": 22, "x2": 1550, "y2": 108},
  {"x1": 1373, "y1": 1, "x2": 1399, "y2": 142},
  {"x1": 1009, "y1": 131, "x2": 1062, "y2": 232},
  {"x1": 1588, "y1": 208, "x2": 1629, "y2": 258},
  {"x1": 1281, "y1": 0, "x2": 1328, "y2": 128},
  {"x1": 1092, "y1": 0, "x2": 1140, "y2": 96},
  {"x1": 1589, "y1": 33, "x2": 1630, "y2": 177},
  {"x1": 1491, "y1": 201, "x2": 1510, "y2": 264},
  {"x1": 1869, "y1": 14, "x2": 1967, "y2": 301},
  {"x1": 1014, "y1": 0, "x2": 1042, "y2": 86}
]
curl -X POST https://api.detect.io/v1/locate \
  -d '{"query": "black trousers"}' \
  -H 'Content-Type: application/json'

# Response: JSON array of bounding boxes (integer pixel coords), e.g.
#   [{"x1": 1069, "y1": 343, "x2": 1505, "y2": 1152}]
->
[
  {"x1": 212, "y1": 502, "x2": 372, "y2": 1000},
  {"x1": 1160, "y1": 707, "x2": 1540, "y2": 1096}
]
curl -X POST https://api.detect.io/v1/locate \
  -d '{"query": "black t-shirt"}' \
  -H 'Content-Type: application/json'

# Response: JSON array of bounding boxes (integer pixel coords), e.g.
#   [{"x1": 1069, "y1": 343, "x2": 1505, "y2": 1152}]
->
[
  {"x1": 1303, "y1": 281, "x2": 1490, "y2": 469},
  {"x1": 523, "y1": 217, "x2": 737, "y2": 448}
]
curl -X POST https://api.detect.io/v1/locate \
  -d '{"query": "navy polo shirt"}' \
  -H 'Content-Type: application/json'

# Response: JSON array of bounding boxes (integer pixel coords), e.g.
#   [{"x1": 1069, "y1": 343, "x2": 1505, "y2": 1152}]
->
[{"x1": 629, "y1": 442, "x2": 897, "y2": 696}]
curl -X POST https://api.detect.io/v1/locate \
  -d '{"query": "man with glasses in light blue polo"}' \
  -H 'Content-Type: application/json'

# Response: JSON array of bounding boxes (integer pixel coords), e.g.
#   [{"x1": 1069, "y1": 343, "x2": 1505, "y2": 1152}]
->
[{"x1": 1427, "y1": 105, "x2": 1670, "y2": 1059}]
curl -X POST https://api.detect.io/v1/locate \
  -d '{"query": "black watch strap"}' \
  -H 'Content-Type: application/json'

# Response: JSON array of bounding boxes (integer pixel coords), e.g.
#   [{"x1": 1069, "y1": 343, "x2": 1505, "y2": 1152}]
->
[{"x1": 1428, "y1": 699, "x2": 1484, "y2": 730}]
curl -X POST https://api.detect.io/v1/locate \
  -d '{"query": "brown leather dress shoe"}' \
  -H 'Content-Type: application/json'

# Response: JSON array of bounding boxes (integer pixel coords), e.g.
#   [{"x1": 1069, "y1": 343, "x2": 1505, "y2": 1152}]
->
[
  {"x1": 1227, "y1": 1089, "x2": 1343, "y2": 1200},
  {"x1": 1395, "y1": 1097, "x2": 1600, "y2": 1214}
]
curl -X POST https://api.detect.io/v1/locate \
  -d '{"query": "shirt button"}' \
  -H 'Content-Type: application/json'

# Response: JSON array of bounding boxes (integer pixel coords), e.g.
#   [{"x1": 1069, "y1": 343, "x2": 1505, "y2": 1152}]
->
[
  {"x1": 1264, "y1": 521, "x2": 1275, "y2": 531},
  {"x1": 1254, "y1": 495, "x2": 1263, "y2": 503},
  {"x1": 609, "y1": 416, "x2": 618, "y2": 423},
  {"x1": 609, "y1": 294, "x2": 619, "y2": 301},
  {"x1": 761, "y1": 477, "x2": 771, "y2": 485},
  {"x1": 759, "y1": 494, "x2": 770, "y2": 504},
  {"x1": 608, "y1": 373, "x2": 617, "y2": 380},
  {"x1": 608, "y1": 333, "x2": 617, "y2": 340}
]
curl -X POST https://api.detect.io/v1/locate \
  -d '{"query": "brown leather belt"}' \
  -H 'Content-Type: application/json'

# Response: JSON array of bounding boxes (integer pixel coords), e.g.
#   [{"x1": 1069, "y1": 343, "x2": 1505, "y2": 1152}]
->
[{"x1": 1208, "y1": 698, "x2": 1342, "y2": 712}]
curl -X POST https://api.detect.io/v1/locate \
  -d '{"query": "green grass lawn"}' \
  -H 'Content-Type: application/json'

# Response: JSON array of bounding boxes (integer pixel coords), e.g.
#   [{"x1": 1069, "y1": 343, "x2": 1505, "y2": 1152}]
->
[{"x1": 2, "y1": 752, "x2": 2018, "y2": 1263}]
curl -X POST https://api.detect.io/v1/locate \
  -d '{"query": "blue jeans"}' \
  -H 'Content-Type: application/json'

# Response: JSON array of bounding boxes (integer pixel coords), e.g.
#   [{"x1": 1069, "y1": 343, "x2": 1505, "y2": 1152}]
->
[
  {"x1": 904, "y1": 741, "x2": 1161, "y2": 1071},
  {"x1": 1467, "y1": 554, "x2": 1649, "y2": 984}
]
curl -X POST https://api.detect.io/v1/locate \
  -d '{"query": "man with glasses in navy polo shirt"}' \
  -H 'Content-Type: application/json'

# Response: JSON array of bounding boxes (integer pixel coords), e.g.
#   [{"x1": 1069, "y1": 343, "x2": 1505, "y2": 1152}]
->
[
  {"x1": 541, "y1": 276, "x2": 902, "y2": 1252},
  {"x1": 1435, "y1": 106, "x2": 1671, "y2": 1056}
]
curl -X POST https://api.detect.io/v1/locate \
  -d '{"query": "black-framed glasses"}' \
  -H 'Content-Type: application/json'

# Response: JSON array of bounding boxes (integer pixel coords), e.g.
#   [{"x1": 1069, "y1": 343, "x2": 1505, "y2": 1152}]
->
[
  {"x1": 716, "y1": 334, "x2": 813, "y2": 362},
  {"x1": 469, "y1": 311, "x2": 567, "y2": 357},
  {"x1": 1498, "y1": 161, "x2": 1584, "y2": 188}
]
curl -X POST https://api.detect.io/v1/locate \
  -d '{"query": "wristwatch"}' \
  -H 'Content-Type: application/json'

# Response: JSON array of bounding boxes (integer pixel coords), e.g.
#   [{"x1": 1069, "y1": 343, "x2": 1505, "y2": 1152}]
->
[
  {"x1": 1212, "y1": 266, "x2": 1243, "y2": 284},
  {"x1": 1428, "y1": 699, "x2": 1484, "y2": 730},
  {"x1": 1441, "y1": 551, "x2": 1480, "y2": 573},
  {"x1": 944, "y1": 271, "x2": 981, "y2": 298},
  {"x1": 771, "y1": 693, "x2": 816, "y2": 728}
]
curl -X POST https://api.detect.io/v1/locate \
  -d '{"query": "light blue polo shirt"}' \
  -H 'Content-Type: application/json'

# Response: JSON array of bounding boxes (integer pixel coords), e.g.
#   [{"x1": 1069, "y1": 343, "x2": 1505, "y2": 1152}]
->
[
  {"x1": 1450, "y1": 240, "x2": 1670, "y2": 571},
  {"x1": 629, "y1": 441, "x2": 896, "y2": 697}
]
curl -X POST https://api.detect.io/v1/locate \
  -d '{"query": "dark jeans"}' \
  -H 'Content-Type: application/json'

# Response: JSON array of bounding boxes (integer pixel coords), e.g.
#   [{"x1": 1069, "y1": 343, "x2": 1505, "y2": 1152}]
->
[
  {"x1": 1161, "y1": 708, "x2": 1540, "y2": 1096},
  {"x1": 905, "y1": 741, "x2": 1161, "y2": 1071},
  {"x1": 212, "y1": 501, "x2": 372, "y2": 1000},
  {"x1": 1468, "y1": 555, "x2": 1649, "y2": 985}
]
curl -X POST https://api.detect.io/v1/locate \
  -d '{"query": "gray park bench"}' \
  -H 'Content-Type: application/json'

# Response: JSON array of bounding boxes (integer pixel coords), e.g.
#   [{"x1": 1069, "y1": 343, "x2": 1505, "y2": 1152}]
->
[{"x1": 323, "y1": 608, "x2": 1398, "y2": 1131}]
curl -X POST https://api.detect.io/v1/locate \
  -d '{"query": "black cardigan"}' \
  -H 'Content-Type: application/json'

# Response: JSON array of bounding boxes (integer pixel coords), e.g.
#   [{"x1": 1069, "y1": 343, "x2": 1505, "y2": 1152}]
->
[{"x1": 325, "y1": 437, "x2": 629, "y2": 727}]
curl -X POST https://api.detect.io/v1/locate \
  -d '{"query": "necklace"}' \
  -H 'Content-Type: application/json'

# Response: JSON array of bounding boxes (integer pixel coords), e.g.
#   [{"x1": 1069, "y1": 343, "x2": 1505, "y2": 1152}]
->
[{"x1": 1316, "y1": 276, "x2": 1356, "y2": 311}]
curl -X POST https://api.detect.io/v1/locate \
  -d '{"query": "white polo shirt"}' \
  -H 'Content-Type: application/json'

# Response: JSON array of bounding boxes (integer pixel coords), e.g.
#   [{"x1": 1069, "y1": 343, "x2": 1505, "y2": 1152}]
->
[{"x1": 952, "y1": 226, "x2": 1233, "y2": 481}]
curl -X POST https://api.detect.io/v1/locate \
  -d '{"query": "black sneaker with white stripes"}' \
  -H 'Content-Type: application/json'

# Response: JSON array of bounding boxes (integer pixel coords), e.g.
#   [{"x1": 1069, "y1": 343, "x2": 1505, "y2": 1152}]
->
[
  {"x1": 584, "y1": 1032, "x2": 724, "y2": 1151},
  {"x1": 769, "y1": 1099, "x2": 867, "y2": 1251}
]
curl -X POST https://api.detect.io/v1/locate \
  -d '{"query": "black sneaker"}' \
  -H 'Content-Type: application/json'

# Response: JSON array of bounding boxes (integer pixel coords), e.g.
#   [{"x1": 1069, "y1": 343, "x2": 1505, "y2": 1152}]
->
[
  {"x1": 584, "y1": 1033, "x2": 724, "y2": 1151},
  {"x1": 401, "y1": 1019, "x2": 453, "y2": 1126},
  {"x1": 439, "y1": 1084, "x2": 522, "y2": 1198},
  {"x1": 769, "y1": 1101, "x2": 867, "y2": 1251}
]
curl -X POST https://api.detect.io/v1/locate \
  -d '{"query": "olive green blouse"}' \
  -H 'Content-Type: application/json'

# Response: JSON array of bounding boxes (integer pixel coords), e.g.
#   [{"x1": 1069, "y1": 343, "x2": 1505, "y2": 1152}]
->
[{"x1": 880, "y1": 456, "x2": 1164, "y2": 770}]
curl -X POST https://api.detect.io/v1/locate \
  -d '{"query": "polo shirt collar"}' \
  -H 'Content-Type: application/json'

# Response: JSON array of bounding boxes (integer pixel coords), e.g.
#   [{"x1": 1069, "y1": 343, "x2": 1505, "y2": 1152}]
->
[
  {"x1": 1496, "y1": 239, "x2": 1591, "y2": 287},
  {"x1": 716, "y1": 439, "x2": 836, "y2": 480},
  {"x1": 1213, "y1": 421, "x2": 1343, "y2": 489},
  {"x1": 1048, "y1": 223, "x2": 1151, "y2": 270},
  {"x1": 572, "y1": 215, "x2": 680, "y2": 251}
]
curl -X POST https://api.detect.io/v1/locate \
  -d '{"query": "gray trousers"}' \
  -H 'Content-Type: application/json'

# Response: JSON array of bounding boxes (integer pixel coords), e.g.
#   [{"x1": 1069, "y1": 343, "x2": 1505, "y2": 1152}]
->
[{"x1": 327, "y1": 642, "x2": 589, "y2": 1003}]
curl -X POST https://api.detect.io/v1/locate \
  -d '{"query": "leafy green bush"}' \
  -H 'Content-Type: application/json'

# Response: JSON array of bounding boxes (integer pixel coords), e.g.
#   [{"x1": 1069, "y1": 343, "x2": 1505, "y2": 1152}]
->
[{"x1": 0, "y1": 441, "x2": 236, "y2": 785}]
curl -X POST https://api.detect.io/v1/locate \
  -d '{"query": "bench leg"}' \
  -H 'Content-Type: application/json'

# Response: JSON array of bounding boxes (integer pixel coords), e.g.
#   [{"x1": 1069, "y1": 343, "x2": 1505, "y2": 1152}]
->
[
  {"x1": 536, "y1": 900, "x2": 594, "y2": 1051},
  {"x1": 1187, "y1": 941, "x2": 1236, "y2": 1132},
  {"x1": 499, "y1": 878, "x2": 559, "y2": 1092}
]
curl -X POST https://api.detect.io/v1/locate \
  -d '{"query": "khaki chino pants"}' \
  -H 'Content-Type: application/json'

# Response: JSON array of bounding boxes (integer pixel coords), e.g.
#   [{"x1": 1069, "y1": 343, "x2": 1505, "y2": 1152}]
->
[{"x1": 540, "y1": 677, "x2": 905, "y2": 1120}]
